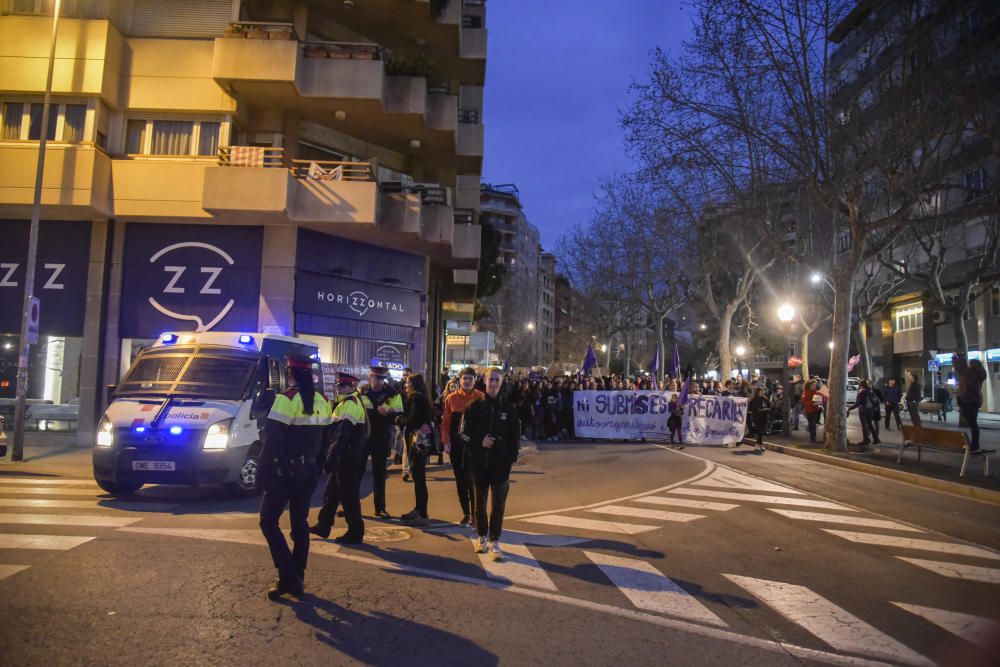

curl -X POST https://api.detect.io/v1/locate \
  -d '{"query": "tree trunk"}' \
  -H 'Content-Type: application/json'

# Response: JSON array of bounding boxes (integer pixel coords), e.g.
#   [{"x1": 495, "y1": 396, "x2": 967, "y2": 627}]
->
[
  {"x1": 625, "y1": 330, "x2": 632, "y2": 377},
  {"x1": 718, "y1": 307, "x2": 734, "y2": 380},
  {"x1": 799, "y1": 329, "x2": 810, "y2": 380},
  {"x1": 655, "y1": 313, "x2": 665, "y2": 385},
  {"x1": 853, "y1": 319, "x2": 872, "y2": 381},
  {"x1": 951, "y1": 307, "x2": 970, "y2": 355},
  {"x1": 824, "y1": 272, "x2": 855, "y2": 453}
]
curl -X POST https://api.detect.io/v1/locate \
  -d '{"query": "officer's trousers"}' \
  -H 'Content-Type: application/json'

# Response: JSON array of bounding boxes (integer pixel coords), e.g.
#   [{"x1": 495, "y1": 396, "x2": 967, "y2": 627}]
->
[
  {"x1": 336, "y1": 446, "x2": 366, "y2": 537},
  {"x1": 365, "y1": 435, "x2": 391, "y2": 513},
  {"x1": 259, "y1": 473, "x2": 317, "y2": 585},
  {"x1": 315, "y1": 467, "x2": 341, "y2": 531}
]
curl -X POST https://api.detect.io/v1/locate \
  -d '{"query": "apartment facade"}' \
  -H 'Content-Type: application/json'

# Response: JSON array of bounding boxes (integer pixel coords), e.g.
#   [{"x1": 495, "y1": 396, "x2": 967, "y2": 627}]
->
[
  {"x1": 828, "y1": 0, "x2": 999, "y2": 410},
  {"x1": 0, "y1": 0, "x2": 486, "y2": 441}
]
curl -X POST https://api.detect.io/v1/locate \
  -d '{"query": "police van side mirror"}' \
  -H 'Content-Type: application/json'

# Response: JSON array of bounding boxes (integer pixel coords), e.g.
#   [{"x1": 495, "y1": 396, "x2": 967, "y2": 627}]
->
[{"x1": 252, "y1": 388, "x2": 276, "y2": 421}]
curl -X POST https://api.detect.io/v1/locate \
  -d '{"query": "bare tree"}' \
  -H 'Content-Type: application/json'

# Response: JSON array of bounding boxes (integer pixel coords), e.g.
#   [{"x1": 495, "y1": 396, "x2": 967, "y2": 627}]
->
[{"x1": 852, "y1": 257, "x2": 908, "y2": 380}]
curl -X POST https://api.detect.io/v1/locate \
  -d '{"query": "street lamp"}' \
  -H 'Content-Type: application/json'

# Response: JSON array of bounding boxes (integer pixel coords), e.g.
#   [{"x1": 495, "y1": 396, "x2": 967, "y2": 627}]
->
[
  {"x1": 600, "y1": 344, "x2": 607, "y2": 353},
  {"x1": 699, "y1": 323, "x2": 707, "y2": 331},
  {"x1": 735, "y1": 345, "x2": 746, "y2": 379},
  {"x1": 526, "y1": 322, "x2": 535, "y2": 331},
  {"x1": 776, "y1": 303, "x2": 797, "y2": 436},
  {"x1": 810, "y1": 272, "x2": 822, "y2": 285},
  {"x1": 828, "y1": 341, "x2": 835, "y2": 350}
]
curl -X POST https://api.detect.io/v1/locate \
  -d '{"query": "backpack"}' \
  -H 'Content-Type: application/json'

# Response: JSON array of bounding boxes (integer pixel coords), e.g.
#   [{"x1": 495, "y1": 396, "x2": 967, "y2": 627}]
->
[{"x1": 865, "y1": 390, "x2": 881, "y2": 411}]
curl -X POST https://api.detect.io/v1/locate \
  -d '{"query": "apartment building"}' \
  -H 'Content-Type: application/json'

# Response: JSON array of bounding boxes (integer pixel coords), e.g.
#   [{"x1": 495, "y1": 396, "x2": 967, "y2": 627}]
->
[
  {"x1": 828, "y1": 0, "x2": 999, "y2": 410},
  {"x1": 0, "y1": 0, "x2": 487, "y2": 441}
]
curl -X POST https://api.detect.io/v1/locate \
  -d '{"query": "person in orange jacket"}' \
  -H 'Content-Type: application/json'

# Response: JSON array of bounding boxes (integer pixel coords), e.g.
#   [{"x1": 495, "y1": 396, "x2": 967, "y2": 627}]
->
[{"x1": 441, "y1": 367, "x2": 484, "y2": 527}]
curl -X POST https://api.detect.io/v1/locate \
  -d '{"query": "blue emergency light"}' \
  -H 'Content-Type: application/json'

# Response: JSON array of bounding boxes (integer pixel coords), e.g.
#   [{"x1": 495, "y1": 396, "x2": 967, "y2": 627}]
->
[
  {"x1": 169, "y1": 426, "x2": 183, "y2": 436},
  {"x1": 134, "y1": 426, "x2": 146, "y2": 434},
  {"x1": 161, "y1": 333, "x2": 178, "y2": 344},
  {"x1": 238, "y1": 335, "x2": 254, "y2": 345}
]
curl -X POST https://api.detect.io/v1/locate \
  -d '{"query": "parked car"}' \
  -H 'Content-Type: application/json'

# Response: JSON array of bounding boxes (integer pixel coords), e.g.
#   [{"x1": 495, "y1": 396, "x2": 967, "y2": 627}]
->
[{"x1": 845, "y1": 377, "x2": 861, "y2": 404}]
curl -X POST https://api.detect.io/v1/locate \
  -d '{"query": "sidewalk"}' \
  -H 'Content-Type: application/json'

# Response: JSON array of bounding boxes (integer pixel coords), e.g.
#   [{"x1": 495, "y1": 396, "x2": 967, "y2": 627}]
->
[{"x1": 755, "y1": 410, "x2": 1000, "y2": 503}]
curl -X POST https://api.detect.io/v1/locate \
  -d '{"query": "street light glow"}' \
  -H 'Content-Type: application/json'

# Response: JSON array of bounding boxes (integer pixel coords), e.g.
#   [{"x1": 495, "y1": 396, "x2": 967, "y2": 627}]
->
[
  {"x1": 735, "y1": 345, "x2": 746, "y2": 357},
  {"x1": 699, "y1": 323, "x2": 707, "y2": 331},
  {"x1": 600, "y1": 344, "x2": 607, "y2": 353},
  {"x1": 777, "y1": 303, "x2": 796, "y2": 322},
  {"x1": 810, "y1": 272, "x2": 822, "y2": 284},
  {"x1": 828, "y1": 341, "x2": 835, "y2": 349},
  {"x1": 526, "y1": 322, "x2": 535, "y2": 331}
]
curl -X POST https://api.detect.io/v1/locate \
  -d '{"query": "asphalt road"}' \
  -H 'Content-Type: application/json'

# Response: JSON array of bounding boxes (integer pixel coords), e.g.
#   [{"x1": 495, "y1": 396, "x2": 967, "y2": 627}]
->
[{"x1": 0, "y1": 441, "x2": 997, "y2": 667}]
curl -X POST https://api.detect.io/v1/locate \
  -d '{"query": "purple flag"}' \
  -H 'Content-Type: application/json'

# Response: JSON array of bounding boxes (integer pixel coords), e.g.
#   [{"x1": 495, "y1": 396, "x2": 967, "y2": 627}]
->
[
  {"x1": 650, "y1": 345, "x2": 660, "y2": 390},
  {"x1": 678, "y1": 375, "x2": 690, "y2": 405},
  {"x1": 672, "y1": 344, "x2": 681, "y2": 378},
  {"x1": 582, "y1": 344, "x2": 598, "y2": 375}
]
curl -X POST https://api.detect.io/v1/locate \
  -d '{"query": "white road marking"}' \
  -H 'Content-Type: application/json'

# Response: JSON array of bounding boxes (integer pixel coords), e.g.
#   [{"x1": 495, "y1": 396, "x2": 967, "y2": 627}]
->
[
  {"x1": 896, "y1": 557, "x2": 1000, "y2": 584},
  {"x1": 429, "y1": 526, "x2": 589, "y2": 547},
  {"x1": 473, "y1": 539, "x2": 558, "y2": 591},
  {"x1": 0, "y1": 564, "x2": 30, "y2": 581},
  {"x1": 588, "y1": 505, "x2": 704, "y2": 523},
  {"x1": 520, "y1": 515, "x2": 659, "y2": 535},
  {"x1": 118, "y1": 527, "x2": 343, "y2": 558},
  {"x1": 0, "y1": 498, "x2": 176, "y2": 512},
  {"x1": 693, "y1": 467, "x2": 805, "y2": 495},
  {"x1": 767, "y1": 510, "x2": 924, "y2": 533},
  {"x1": 725, "y1": 574, "x2": 934, "y2": 667},
  {"x1": 123, "y1": 524, "x2": 911, "y2": 667},
  {"x1": 0, "y1": 533, "x2": 96, "y2": 550},
  {"x1": 824, "y1": 530, "x2": 1000, "y2": 561},
  {"x1": 0, "y1": 478, "x2": 98, "y2": 486},
  {"x1": 634, "y1": 496, "x2": 739, "y2": 512},
  {"x1": 892, "y1": 602, "x2": 1000, "y2": 649},
  {"x1": 0, "y1": 514, "x2": 143, "y2": 528},
  {"x1": 668, "y1": 488, "x2": 852, "y2": 510},
  {"x1": 585, "y1": 551, "x2": 726, "y2": 626},
  {"x1": 0, "y1": 487, "x2": 101, "y2": 496}
]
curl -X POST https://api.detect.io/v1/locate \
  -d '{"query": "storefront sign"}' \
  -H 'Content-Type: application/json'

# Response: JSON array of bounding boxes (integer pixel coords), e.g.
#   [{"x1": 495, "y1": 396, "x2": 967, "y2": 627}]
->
[
  {"x1": 294, "y1": 272, "x2": 421, "y2": 328},
  {"x1": 0, "y1": 220, "x2": 91, "y2": 336},
  {"x1": 120, "y1": 225, "x2": 263, "y2": 339},
  {"x1": 988, "y1": 349, "x2": 1000, "y2": 363},
  {"x1": 573, "y1": 390, "x2": 747, "y2": 445}
]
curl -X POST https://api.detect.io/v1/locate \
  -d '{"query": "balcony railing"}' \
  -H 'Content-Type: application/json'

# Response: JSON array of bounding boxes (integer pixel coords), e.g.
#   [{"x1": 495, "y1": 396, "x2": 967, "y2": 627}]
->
[
  {"x1": 381, "y1": 181, "x2": 450, "y2": 206},
  {"x1": 216, "y1": 146, "x2": 375, "y2": 181},
  {"x1": 223, "y1": 21, "x2": 299, "y2": 40},
  {"x1": 458, "y1": 108, "x2": 480, "y2": 124},
  {"x1": 301, "y1": 40, "x2": 382, "y2": 60}
]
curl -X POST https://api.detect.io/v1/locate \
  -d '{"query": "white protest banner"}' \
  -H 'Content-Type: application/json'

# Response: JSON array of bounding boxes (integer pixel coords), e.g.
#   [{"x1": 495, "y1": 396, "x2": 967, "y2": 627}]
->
[{"x1": 572, "y1": 390, "x2": 748, "y2": 445}]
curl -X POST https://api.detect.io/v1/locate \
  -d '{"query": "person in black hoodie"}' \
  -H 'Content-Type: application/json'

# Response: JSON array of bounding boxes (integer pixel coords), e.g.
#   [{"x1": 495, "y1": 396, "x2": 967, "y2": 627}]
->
[
  {"x1": 746, "y1": 387, "x2": 769, "y2": 452},
  {"x1": 399, "y1": 373, "x2": 435, "y2": 526},
  {"x1": 461, "y1": 367, "x2": 520, "y2": 561},
  {"x1": 905, "y1": 371, "x2": 923, "y2": 427},
  {"x1": 954, "y1": 352, "x2": 988, "y2": 451}
]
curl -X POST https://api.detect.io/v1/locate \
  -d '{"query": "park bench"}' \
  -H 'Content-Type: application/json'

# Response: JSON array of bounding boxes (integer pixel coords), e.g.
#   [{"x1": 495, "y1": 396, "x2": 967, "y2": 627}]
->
[
  {"x1": 898, "y1": 425, "x2": 994, "y2": 477},
  {"x1": 915, "y1": 401, "x2": 942, "y2": 418}
]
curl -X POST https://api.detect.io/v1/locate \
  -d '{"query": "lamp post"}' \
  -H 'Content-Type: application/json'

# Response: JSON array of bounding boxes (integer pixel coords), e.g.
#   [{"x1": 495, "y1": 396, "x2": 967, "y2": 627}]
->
[
  {"x1": 777, "y1": 303, "x2": 797, "y2": 437},
  {"x1": 735, "y1": 345, "x2": 747, "y2": 379}
]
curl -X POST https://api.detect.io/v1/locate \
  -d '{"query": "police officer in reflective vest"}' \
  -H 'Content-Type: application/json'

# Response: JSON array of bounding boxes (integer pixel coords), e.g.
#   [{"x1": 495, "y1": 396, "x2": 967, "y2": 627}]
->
[
  {"x1": 323, "y1": 372, "x2": 369, "y2": 543},
  {"x1": 259, "y1": 353, "x2": 333, "y2": 600},
  {"x1": 360, "y1": 364, "x2": 403, "y2": 519}
]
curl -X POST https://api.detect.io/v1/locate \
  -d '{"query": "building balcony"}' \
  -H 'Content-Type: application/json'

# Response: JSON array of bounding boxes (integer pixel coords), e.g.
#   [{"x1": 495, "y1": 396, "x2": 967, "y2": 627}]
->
[
  {"x1": 379, "y1": 183, "x2": 455, "y2": 257},
  {"x1": 455, "y1": 174, "x2": 481, "y2": 211},
  {"x1": 113, "y1": 157, "x2": 212, "y2": 220},
  {"x1": 426, "y1": 93, "x2": 459, "y2": 132},
  {"x1": 0, "y1": 142, "x2": 112, "y2": 218},
  {"x1": 202, "y1": 147, "x2": 377, "y2": 225},
  {"x1": 452, "y1": 223, "x2": 482, "y2": 267},
  {"x1": 459, "y1": 27, "x2": 488, "y2": 60},
  {"x1": 0, "y1": 15, "x2": 123, "y2": 103}
]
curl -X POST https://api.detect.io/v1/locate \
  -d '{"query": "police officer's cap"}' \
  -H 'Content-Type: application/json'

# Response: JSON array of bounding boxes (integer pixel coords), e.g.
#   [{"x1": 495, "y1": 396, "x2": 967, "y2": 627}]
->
[
  {"x1": 286, "y1": 352, "x2": 314, "y2": 370},
  {"x1": 369, "y1": 365, "x2": 390, "y2": 377},
  {"x1": 459, "y1": 366, "x2": 477, "y2": 378},
  {"x1": 336, "y1": 372, "x2": 360, "y2": 386}
]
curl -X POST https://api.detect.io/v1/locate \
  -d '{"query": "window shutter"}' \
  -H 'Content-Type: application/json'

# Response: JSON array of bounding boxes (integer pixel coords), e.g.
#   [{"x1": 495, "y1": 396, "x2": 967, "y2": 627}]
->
[{"x1": 131, "y1": 0, "x2": 232, "y2": 38}]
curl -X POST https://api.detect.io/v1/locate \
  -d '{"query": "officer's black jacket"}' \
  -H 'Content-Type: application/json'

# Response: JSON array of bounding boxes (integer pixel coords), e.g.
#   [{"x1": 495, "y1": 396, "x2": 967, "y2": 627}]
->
[{"x1": 461, "y1": 392, "x2": 520, "y2": 471}]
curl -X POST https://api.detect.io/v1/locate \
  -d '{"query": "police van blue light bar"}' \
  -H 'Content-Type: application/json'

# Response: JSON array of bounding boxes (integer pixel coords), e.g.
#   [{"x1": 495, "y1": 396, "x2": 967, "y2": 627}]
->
[
  {"x1": 238, "y1": 335, "x2": 254, "y2": 345},
  {"x1": 169, "y1": 426, "x2": 183, "y2": 436},
  {"x1": 161, "y1": 333, "x2": 178, "y2": 344}
]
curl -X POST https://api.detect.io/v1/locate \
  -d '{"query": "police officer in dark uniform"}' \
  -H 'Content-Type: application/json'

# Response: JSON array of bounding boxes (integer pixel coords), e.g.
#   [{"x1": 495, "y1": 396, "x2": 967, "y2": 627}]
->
[
  {"x1": 360, "y1": 364, "x2": 403, "y2": 520},
  {"x1": 258, "y1": 353, "x2": 332, "y2": 600}
]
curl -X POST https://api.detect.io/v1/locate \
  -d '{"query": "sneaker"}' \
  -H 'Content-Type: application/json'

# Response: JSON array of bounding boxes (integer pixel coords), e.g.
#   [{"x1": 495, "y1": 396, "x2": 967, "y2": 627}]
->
[
  {"x1": 375, "y1": 510, "x2": 392, "y2": 521},
  {"x1": 333, "y1": 532, "x2": 363, "y2": 545},
  {"x1": 489, "y1": 540, "x2": 504, "y2": 561},
  {"x1": 459, "y1": 515, "x2": 472, "y2": 527},
  {"x1": 402, "y1": 473, "x2": 411, "y2": 482},
  {"x1": 474, "y1": 536, "x2": 488, "y2": 554},
  {"x1": 308, "y1": 524, "x2": 331, "y2": 539},
  {"x1": 400, "y1": 508, "x2": 419, "y2": 521},
  {"x1": 408, "y1": 516, "x2": 430, "y2": 527}
]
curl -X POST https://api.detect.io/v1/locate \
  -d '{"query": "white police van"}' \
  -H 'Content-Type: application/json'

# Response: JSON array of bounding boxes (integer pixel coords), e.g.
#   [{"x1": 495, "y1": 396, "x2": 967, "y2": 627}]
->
[{"x1": 92, "y1": 331, "x2": 322, "y2": 496}]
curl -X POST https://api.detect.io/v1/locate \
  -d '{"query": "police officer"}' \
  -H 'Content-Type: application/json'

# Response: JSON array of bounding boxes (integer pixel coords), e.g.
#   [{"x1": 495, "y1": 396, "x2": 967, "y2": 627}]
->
[
  {"x1": 327, "y1": 372, "x2": 369, "y2": 543},
  {"x1": 360, "y1": 364, "x2": 403, "y2": 519},
  {"x1": 258, "y1": 353, "x2": 332, "y2": 600}
]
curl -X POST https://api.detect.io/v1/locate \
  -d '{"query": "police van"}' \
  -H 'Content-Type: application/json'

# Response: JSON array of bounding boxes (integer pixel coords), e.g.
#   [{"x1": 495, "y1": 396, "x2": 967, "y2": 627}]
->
[{"x1": 92, "y1": 331, "x2": 322, "y2": 496}]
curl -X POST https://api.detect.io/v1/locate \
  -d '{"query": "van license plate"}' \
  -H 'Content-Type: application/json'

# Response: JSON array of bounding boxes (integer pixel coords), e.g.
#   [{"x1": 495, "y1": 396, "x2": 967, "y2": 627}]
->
[{"x1": 132, "y1": 461, "x2": 175, "y2": 471}]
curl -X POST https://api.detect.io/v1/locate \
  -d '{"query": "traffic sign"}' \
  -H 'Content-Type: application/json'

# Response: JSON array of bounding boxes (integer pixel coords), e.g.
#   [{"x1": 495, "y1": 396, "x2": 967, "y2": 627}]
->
[
  {"x1": 27, "y1": 296, "x2": 40, "y2": 345},
  {"x1": 927, "y1": 359, "x2": 939, "y2": 372}
]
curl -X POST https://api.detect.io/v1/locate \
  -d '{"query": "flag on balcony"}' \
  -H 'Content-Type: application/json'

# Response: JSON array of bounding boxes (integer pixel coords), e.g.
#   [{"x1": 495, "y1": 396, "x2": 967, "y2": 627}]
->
[
  {"x1": 582, "y1": 344, "x2": 598, "y2": 375},
  {"x1": 650, "y1": 345, "x2": 660, "y2": 390}
]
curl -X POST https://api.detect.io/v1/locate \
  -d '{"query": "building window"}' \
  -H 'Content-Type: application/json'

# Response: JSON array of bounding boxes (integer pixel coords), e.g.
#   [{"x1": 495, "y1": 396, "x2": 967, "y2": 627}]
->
[
  {"x1": 965, "y1": 168, "x2": 987, "y2": 201},
  {"x1": 894, "y1": 305, "x2": 923, "y2": 332},
  {"x1": 125, "y1": 118, "x2": 224, "y2": 156},
  {"x1": 837, "y1": 231, "x2": 852, "y2": 253},
  {"x1": 1, "y1": 102, "x2": 24, "y2": 139},
  {"x1": 62, "y1": 104, "x2": 86, "y2": 142},
  {"x1": 0, "y1": 100, "x2": 88, "y2": 142}
]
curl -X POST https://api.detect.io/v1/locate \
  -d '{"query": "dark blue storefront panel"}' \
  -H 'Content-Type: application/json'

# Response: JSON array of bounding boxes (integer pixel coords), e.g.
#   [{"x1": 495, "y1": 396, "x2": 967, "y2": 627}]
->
[
  {"x1": 295, "y1": 271, "x2": 422, "y2": 328},
  {"x1": 296, "y1": 228, "x2": 425, "y2": 291},
  {"x1": 0, "y1": 220, "x2": 91, "y2": 336},
  {"x1": 120, "y1": 224, "x2": 263, "y2": 339}
]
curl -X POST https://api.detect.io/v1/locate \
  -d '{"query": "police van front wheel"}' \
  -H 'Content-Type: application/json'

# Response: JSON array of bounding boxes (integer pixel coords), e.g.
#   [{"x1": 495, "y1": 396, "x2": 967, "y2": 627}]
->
[
  {"x1": 96, "y1": 479, "x2": 143, "y2": 496},
  {"x1": 227, "y1": 447, "x2": 261, "y2": 497}
]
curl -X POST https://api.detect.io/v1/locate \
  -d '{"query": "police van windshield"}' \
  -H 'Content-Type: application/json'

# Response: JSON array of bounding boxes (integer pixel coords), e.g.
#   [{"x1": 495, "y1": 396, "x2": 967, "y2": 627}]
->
[{"x1": 116, "y1": 346, "x2": 259, "y2": 400}]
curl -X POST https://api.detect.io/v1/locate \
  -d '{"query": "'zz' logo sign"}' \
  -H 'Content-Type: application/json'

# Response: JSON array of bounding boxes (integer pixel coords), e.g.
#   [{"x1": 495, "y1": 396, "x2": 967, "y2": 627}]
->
[
  {"x1": 0, "y1": 263, "x2": 66, "y2": 290},
  {"x1": 147, "y1": 242, "x2": 235, "y2": 332}
]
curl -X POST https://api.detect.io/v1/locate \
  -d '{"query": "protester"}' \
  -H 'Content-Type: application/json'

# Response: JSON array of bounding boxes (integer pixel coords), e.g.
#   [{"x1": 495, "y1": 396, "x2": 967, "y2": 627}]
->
[
  {"x1": 802, "y1": 380, "x2": 822, "y2": 443},
  {"x1": 954, "y1": 352, "x2": 988, "y2": 452},
  {"x1": 666, "y1": 393, "x2": 684, "y2": 448},
  {"x1": 789, "y1": 375, "x2": 804, "y2": 431},
  {"x1": 847, "y1": 379, "x2": 880, "y2": 451},
  {"x1": 882, "y1": 377, "x2": 903, "y2": 431},
  {"x1": 744, "y1": 387, "x2": 769, "y2": 452},
  {"x1": 905, "y1": 372, "x2": 923, "y2": 427},
  {"x1": 440, "y1": 368, "x2": 484, "y2": 528},
  {"x1": 399, "y1": 373, "x2": 435, "y2": 526}
]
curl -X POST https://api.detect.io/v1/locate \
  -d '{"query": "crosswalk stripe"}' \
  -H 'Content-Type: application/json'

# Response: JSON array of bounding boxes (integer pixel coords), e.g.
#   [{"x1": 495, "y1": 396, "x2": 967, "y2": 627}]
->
[
  {"x1": 0, "y1": 498, "x2": 176, "y2": 512},
  {"x1": 117, "y1": 527, "x2": 344, "y2": 558},
  {"x1": 0, "y1": 487, "x2": 101, "y2": 497},
  {"x1": 724, "y1": 574, "x2": 934, "y2": 667},
  {"x1": 474, "y1": 539, "x2": 558, "y2": 591},
  {"x1": 588, "y1": 505, "x2": 704, "y2": 523},
  {"x1": 0, "y1": 514, "x2": 143, "y2": 528},
  {"x1": 693, "y1": 468, "x2": 805, "y2": 495},
  {"x1": 585, "y1": 551, "x2": 726, "y2": 626},
  {"x1": 767, "y1": 510, "x2": 924, "y2": 533},
  {"x1": 520, "y1": 515, "x2": 659, "y2": 535},
  {"x1": 0, "y1": 533, "x2": 96, "y2": 550},
  {"x1": 823, "y1": 530, "x2": 1000, "y2": 561},
  {"x1": 634, "y1": 496, "x2": 739, "y2": 512},
  {"x1": 0, "y1": 564, "x2": 30, "y2": 581},
  {"x1": 0, "y1": 478, "x2": 97, "y2": 486},
  {"x1": 669, "y1": 488, "x2": 852, "y2": 510},
  {"x1": 896, "y1": 557, "x2": 1000, "y2": 584},
  {"x1": 892, "y1": 602, "x2": 1000, "y2": 649}
]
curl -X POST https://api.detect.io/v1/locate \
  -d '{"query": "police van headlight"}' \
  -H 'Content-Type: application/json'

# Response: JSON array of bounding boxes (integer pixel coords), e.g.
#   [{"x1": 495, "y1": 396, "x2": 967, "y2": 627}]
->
[
  {"x1": 96, "y1": 417, "x2": 114, "y2": 448},
  {"x1": 203, "y1": 418, "x2": 234, "y2": 450}
]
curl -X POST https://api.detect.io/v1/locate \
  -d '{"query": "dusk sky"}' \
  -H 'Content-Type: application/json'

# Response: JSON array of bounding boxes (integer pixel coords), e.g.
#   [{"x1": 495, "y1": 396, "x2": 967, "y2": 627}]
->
[{"x1": 482, "y1": 2, "x2": 695, "y2": 253}]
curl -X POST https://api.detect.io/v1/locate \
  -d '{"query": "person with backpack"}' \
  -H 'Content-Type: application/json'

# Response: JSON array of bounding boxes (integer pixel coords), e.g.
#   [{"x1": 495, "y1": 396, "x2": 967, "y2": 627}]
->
[{"x1": 847, "y1": 379, "x2": 881, "y2": 451}]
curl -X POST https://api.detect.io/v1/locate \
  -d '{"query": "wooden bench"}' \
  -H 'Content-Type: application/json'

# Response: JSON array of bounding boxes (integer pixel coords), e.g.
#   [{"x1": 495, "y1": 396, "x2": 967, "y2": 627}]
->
[{"x1": 898, "y1": 425, "x2": 994, "y2": 477}]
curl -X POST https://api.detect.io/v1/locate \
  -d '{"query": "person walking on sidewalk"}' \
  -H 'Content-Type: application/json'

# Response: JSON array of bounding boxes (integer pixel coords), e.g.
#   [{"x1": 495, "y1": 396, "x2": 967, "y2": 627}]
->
[
  {"x1": 461, "y1": 367, "x2": 520, "y2": 561},
  {"x1": 802, "y1": 380, "x2": 822, "y2": 443},
  {"x1": 954, "y1": 352, "x2": 988, "y2": 452},
  {"x1": 259, "y1": 353, "x2": 333, "y2": 600},
  {"x1": 882, "y1": 377, "x2": 903, "y2": 431},
  {"x1": 399, "y1": 373, "x2": 435, "y2": 527},
  {"x1": 905, "y1": 372, "x2": 923, "y2": 427},
  {"x1": 789, "y1": 375, "x2": 804, "y2": 431},
  {"x1": 847, "y1": 379, "x2": 881, "y2": 451},
  {"x1": 440, "y1": 367, "x2": 483, "y2": 528}
]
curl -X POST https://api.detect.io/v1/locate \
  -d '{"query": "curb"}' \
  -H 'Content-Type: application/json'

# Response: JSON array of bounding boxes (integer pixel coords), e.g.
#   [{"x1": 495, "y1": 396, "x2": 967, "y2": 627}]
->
[{"x1": 757, "y1": 438, "x2": 1000, "y2": 506}]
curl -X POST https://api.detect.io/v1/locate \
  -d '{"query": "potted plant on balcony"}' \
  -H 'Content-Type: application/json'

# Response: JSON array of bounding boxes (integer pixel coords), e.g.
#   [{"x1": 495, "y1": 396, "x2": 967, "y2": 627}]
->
[
  {"x1": 246, "y1": 26, "x2": 268, "y2": 40},
  {"x1": 329, "y1": 46, "x2": 352, "y2": 59},
  {"x1": 304, "y1": 44, "x2": 328, "y2": 58},
  {"x1": 223, "y1": 23, "x2": 245, "y2": 38}
]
